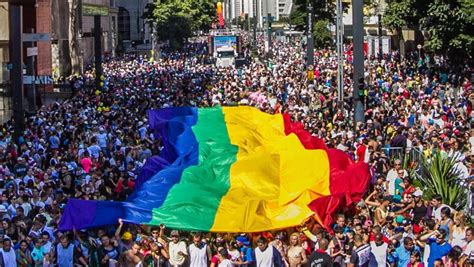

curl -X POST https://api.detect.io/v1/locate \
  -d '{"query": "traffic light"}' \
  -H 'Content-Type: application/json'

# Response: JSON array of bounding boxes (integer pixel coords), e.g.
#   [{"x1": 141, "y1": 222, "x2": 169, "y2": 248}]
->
[{"x1": 358, "y1": 78, "x2": 365, "y2": 98}]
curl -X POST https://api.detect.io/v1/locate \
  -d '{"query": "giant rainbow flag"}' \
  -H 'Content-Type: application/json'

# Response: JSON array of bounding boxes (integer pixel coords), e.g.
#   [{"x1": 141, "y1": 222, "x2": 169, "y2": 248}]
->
[{"x1": 59, "y1": 106, "x2": 369, "y2": 232}]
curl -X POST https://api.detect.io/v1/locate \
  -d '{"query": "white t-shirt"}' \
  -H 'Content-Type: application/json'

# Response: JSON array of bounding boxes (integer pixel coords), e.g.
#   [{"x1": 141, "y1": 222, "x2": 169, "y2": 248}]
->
[
  {"x1": 369, "y1": 242, "x2": 387, "y2": 267},
  {"x1": 0, "y1": 248, "x2": 17, "y2": 267},
  {"x1": 464, "y1": 241, "x2": 474, "y2": 260},
  {"x1": 169, "y1": 241, "x2": 187, "y2": 266},
  {"x1": 219, "y1": 259, "x2": 233, "y2": 267},
  {"x1": 255, "y1": 246, "x2": 274, "y2": 267},
  {"x1": 188, "y1": 243, "x2": 209, "y2": 267}
]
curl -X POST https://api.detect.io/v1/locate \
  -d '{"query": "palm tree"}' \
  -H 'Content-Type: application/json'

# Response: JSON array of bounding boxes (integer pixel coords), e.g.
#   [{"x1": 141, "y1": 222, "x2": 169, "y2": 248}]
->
[{"x1": 417, "y1": 151, "x2": 467, "y2": 210}]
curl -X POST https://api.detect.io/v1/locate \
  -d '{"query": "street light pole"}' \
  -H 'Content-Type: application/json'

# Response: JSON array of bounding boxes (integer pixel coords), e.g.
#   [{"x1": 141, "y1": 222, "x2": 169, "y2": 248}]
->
[
  {"x1": 267, "y1": 12, "x2": 272, "y2": 58},
  {"x1": 252, "y1": 0, "x2": 257, "y2": 49},
  {"x1": 9, "y1": 3, "x2": 24, "y2": 143},
  {"x1": 336, "y1": 0, "x2": 344, "y2": 109},
  {"x1": 94, "y1": 15, "x2": 102, "y2": 91},
  {"x1": 306, "y1": 2, "x2": 314, "y2": 68},
  {"x1": 378, "y1": 13, "x2": 382, "y2": 61}
]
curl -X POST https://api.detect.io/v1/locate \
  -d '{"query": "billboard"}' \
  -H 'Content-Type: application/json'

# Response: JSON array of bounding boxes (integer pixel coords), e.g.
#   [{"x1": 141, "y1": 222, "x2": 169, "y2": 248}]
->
[{"x1": 213, "y1": 35, "x2": 238, "y2": 51}]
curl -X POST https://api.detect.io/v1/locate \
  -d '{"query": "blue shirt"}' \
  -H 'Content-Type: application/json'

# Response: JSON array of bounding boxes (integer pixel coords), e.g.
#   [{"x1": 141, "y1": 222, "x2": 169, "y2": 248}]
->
[
  {"x1": 393, "y1": 245, "x2": 421, "y2": 267},
  {"x1": 427, "y1": 239, "x2": 452, "y2": 267},
  {"x1": 49, "y1": 135, "x2": 60, "y2": 149},
  {"x1": 87, "y1": 145, "x2": 101, "y2": 158},
  {"x1": 240, "y1": 246, "x2": 254, "y2": 266}
]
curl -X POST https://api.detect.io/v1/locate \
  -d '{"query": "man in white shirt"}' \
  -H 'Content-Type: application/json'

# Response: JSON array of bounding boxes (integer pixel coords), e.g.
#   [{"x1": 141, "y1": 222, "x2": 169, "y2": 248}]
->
[
  {"x1": 168, "y1": 230, "x2": 188, "y2": 267},
  {"x1": 254, "y1": 237, "x2": 283, "y2": 267},
  {"x1": 0, "y1": 238, "x2": 17, "y2": 267},
  {"x1": 369, "y1": 233, "x2": 387, "y2": 267},
  {"x1": 188, "y1": 232, "x2": 211, "y2": 267}
]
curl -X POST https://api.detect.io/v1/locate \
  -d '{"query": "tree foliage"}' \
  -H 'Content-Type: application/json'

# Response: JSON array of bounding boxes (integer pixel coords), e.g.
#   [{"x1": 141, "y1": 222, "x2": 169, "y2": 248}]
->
[
  {"x1": 417, "y1": 151, "x2": 467, "y2": 210},
  {"x1": 383, "y1": 0, "x2": 473, "y2": 60},
  {"x1": 313, "y1": 20, "x2": 333, "y2": 49},
  {"x1": 144, "y1": 0, "x2": 216, "y2": 48},
  {"x1": 290, "y1": 0, "x2": 344, "y2": 31}
]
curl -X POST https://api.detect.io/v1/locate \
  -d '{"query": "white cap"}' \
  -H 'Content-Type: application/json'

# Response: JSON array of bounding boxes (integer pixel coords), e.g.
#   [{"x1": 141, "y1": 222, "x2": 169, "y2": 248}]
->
[
  {"x1": 0, "y1": 205, "x2": 6, "y2": 213},
  {"x1": 413, "y1": 189, "x2": 423, "y2": 197}
]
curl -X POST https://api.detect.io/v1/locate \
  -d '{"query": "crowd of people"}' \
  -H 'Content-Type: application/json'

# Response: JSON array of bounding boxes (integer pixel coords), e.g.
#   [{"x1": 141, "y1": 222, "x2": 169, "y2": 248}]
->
[{"x1": 0, "y1": 32, "x2": 472, "y2": 266}]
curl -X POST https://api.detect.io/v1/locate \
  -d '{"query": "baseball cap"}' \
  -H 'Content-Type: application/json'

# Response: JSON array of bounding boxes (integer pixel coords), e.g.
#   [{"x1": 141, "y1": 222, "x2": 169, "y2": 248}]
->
[
  {"x1": 236, "y1": 236, "x2": 250, "y2": 246},
  {"x1": 170, "y1": 230, "x2": 179, "y2": 237},
  {"x1": 395, "y1": 215, "x2": 405, "y2": 224},
  {"x1": 413, "y1": 189, "x2": 423, "y2": 197},
  {"x1": 0, "y1": 205, "x2": 6, "y2": 213},
  {"x1": 122, "y1": 232, "x2": 132, "y2": 240}
]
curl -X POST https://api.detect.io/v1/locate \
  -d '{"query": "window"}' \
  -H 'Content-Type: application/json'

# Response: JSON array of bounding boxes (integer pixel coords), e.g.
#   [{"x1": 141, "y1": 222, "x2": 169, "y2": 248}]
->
[{"x1": 118, "y1": 7, "x2": 130, "y2": 40}]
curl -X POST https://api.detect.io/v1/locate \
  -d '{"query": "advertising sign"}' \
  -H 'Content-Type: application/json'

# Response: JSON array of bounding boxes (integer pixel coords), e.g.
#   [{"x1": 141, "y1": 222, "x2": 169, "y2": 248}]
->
[{"x1": 213, "y1": 35, "x2": 238, "y2": 51}]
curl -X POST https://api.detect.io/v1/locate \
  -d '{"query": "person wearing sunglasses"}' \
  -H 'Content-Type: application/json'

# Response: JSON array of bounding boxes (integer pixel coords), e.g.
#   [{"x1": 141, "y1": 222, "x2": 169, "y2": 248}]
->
[{"x1": 419, "y1": 229, "x2": 452, "y2": 267}]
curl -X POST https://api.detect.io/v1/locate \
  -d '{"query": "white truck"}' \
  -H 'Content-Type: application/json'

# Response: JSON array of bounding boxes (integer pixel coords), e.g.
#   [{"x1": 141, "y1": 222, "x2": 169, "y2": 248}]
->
[{"x1": 215, "y1": 46, "x2": 236, "y2": 68}]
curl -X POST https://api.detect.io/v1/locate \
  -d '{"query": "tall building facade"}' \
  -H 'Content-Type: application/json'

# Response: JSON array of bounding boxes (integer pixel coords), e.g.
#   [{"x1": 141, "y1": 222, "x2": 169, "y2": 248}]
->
[
  {"x1": 0, "y1": 1, "x2": 53, "y2": 87},
  {"x1": 50, "y1": 0, "x2": 119, "y2": 76},
  {"x1": 116, "y1": 0, "x2": 153, "y2": 52},
  {"x1": 225, "y1": 0, "x2": 292, "y2": 28},
  {"x1": 0, "y1": 3, "x2": 9, "y2": 87}
]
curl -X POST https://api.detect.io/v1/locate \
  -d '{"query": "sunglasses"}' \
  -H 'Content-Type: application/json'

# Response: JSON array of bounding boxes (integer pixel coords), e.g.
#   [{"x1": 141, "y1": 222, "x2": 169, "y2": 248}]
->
[{"x1": 171, "y1": 235, "x2": 179, "y2": 238}]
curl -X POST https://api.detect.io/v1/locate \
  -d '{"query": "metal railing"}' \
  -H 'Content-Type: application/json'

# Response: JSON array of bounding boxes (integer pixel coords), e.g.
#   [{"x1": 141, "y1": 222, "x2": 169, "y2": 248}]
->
[
  {"x1": 382, "y1": 146, "x2": 424, "y2": 179},
  {"x1": 382, "y1": 146, "x2": 423, "y2": 165}
]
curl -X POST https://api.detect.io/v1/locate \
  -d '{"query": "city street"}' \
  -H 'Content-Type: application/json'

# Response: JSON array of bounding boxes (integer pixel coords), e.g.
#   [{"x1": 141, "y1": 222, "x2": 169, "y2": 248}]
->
[{"x1": 0, "y1": 0, "x2": 473, "y2": 266}]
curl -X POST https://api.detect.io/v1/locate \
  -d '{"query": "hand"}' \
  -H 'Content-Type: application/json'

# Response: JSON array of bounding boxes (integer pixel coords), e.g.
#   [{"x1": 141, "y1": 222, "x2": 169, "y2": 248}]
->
[
  {"x1": 118, "y1": 218, "x2": 123, "y2": 225},
  {"x1": 160, "y1": 224, "x2": 165, "y2": 230},
  {"x1": 178, "y1": 251, "x2": 185, "y2": 256}
]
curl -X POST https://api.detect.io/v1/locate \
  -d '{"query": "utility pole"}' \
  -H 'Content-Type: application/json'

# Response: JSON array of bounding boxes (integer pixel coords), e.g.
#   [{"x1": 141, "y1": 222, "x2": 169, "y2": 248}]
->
[
  {"x1": 352, "y1": 0, "x2": 365, "y2": 125},
  {"x1": 9, "y1": 3, "x2": 24, "y2": 143},
  {"x1": 378, "y1": 13, "x2": 382, "y2": 61},
  {"x1": 252, "y1": 0, "x2": 257, "y2": 49},
  {"x1": 306, "y1": 2, "x2": 314, "y2": 68},
  {"x1": 94, "y1": 15, "x2": 102, "y2": 91},
  {"x1": 267, "y1": 12, "x2": 272, "y2": 58},
  {"x1": 336, "y1": 0, "x2": 343, "y2": 108},
  {"x1": 25, "y1": 28, "x2": 37, "y2": 114}
]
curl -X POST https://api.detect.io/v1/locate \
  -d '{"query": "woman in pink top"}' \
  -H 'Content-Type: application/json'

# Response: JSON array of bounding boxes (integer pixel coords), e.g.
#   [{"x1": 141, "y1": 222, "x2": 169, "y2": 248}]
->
[{"x1": 80, "y1": 151, "x2": 93, "y2": 173}]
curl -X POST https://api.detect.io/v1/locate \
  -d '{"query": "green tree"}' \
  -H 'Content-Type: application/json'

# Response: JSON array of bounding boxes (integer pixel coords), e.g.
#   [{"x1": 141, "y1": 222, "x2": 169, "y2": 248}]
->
[
  {"x1": 420, "y1": 0, "x2": 474, "y2": 60},
  {"x1": 144, "y1": 0, "x2": 216, "y2": 48},
  {"x1": 383, "y1": 0, "x2": 473, "y2": 61},
  {"x1": 290, "y1": 0, "x2": 342, "y2": 31},
  {"x1": 382, "y1": 0, "x2": 426, "y2": 30},
  {"x1": 313, "y1": 20, "x2": 333, "y2": 49}
]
